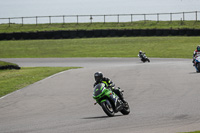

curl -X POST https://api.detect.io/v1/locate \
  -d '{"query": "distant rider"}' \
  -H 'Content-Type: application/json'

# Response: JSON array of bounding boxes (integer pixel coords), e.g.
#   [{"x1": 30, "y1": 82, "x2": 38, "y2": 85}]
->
[
  {"x1": 93, "y1": 72, "x2": 126, "y2": 103},
  {"x1": 138, "y1": 50, "x2": 144, "y2": 59},
  {"x1": 192, "y1": 45, "x2": 200, "y2": 66}
]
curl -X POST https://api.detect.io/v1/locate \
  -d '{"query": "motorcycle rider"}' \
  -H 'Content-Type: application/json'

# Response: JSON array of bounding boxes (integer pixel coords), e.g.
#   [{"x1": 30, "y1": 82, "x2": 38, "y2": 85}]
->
[
  {"x1": 93, "y1": 72, "x2": 127, "y2": 103},
  {"x1": 138, "y1": 50, "x2": 144, "y2": 59},
  {"x1": 138, "y1": 50, "x2": 150, "y2": 62},
  {"x1": 192, "y1": 45, "x2": 200, "y2": 66}
]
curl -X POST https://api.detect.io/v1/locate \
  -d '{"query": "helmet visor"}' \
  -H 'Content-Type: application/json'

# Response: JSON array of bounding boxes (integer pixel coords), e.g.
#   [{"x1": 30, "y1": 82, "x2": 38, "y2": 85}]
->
[{"x1": 95, "y1": 76, "x2": 101, "y2": 82}]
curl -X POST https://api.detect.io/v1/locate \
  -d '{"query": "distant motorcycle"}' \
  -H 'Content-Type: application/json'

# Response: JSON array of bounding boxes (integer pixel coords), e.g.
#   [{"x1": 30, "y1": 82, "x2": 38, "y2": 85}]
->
[
  {"x1": 138, "y1": 52, "x2": 150, "y2": 63},
  {"x1": 194, "y1": 56, "x2": 200, "y2": 72},
  {"x1": 93, "y1": 83, "x2": 130, "y2": 117}
]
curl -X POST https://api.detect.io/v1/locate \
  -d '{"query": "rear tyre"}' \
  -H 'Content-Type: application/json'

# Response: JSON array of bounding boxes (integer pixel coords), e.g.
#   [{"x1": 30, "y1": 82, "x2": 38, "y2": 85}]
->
[
  {"x1": 101, "y1": 100, "x2": 115, "y2": 117},
  {"x1": 120, "y1": 102, "x2": 130, "y2": 115}
]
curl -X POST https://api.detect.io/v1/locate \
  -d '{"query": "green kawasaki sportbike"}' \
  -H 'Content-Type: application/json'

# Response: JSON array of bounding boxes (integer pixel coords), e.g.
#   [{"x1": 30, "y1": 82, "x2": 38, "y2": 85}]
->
[{"x1": 93, "y1": 83, "x2": 130, "y2": 117}]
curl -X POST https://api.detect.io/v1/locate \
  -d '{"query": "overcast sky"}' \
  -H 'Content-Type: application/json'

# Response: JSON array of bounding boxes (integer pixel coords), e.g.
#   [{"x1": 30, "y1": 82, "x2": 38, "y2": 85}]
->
[{"x1": 0, "y1": 0, "x2": 199, "y2": 18}]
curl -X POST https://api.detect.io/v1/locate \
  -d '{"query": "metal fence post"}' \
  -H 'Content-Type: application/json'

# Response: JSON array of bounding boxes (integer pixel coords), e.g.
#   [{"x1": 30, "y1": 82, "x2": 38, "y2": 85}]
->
[
  {"x1": 22, "y1": 17, "x2": 24, "y2": 26},
  {"x1": 104, "y1": 15, "x2": 105, "y2": 24},
  {"x1": 63, "y1": 15, "x2": 65, "y2": 24},
  {"x1": 9, "y1": 18, "x2": 10, "y2": 27},
  {"x1": 36, "y1": 16, "x2": 38, "y2": 26},
  {"x1": 90, "y1": 15, "x2": 92, "y2": 23},
  {"x1": 170, "y1": 13, "x2": 172, "y2": 22},
  {"x1": 157, "y1": 13, "x2": 159, "y2": 22},
  {"x1": 144, "y1": 14, "x2": 146, "y2": 23},
  {"x1": 196, "y1": 11, "x2": 198, "y2": 21},
  {"x1": 118, "y1": 14, "x2": 119, "y2": 23},
  {"x1": 183, "y1": 12, "x2": 185, "y2": 21},
  {"x1": 131, "y1": 14, "x2": 133, "y2": 23},
  {"x1": 77, "y1": 15, "x2": 79, "y2": 24},
  {"x1": 49, "y1": 16, "x2": 51, "y2": 24}
]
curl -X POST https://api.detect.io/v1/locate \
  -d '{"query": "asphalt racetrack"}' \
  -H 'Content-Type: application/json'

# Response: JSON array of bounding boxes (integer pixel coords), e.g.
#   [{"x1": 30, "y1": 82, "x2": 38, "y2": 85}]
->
[{"x1": 0, "y1": 58, "x2": 200, "y2": 133}]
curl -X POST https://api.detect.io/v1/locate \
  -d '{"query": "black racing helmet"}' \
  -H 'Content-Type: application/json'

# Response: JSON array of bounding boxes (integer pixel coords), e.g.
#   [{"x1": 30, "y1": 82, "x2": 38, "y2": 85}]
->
[
  {"x1": 94, "y1": 72, "x2": 103, "y2": 82},
  {"x1": 197, "y1": 45, "x2": 200, "y2": 51}
]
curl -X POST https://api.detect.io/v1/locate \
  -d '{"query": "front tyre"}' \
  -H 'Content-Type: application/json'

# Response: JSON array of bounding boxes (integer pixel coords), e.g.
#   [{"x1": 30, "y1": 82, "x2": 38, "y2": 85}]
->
[
  {"x1": 101, "y1": 100, "x2": 115, "y2": 117},
  {"x1": 120, "y1": 102, "x2": 130, "y2": 115},
  {"x1": 196, "y1": 63, "x2": 200, "y2": 73}
]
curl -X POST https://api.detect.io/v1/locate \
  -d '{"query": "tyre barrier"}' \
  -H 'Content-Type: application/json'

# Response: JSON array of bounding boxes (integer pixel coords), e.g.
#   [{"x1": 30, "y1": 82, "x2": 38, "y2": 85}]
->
[
  {"x1": 0, "y1": 65, "x2": 21, "y2": 70},
  {"x1": 0, "y1": 29, "x2": 200, "y2": 40}
]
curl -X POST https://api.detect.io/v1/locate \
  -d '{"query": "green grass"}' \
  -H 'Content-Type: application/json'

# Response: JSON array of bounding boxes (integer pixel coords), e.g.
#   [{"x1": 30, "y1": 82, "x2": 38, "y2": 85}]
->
[
  {"x1": 0, "y1": 21, "x2": 200, "y2": 33},
  {"x1": 182, "y1": 131, "x2": 200, "y2": 133},
  {"x1": 0, "y1": 60, "x2": 17, "y2": 66},
  {"x1": 0, "y1": 36, "x2": 199, "y2": 58},
  {"x1": 0, "y1": 67, "x2": 79, "y2": 97}
]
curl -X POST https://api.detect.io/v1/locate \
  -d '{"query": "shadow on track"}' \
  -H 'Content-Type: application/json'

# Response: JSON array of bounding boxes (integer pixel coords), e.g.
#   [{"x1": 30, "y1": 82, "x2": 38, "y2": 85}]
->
[
  {"x1": 82, "y1": 115, "x2": 122, "y2": 119},
  {"x1": 189, "y1": 72, "x2": 199, "y2": 74}
]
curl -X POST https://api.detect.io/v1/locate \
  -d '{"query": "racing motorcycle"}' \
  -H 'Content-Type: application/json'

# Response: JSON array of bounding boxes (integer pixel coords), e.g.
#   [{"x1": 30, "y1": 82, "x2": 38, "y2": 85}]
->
[
  {"x1": 93, "y1": 83, "x2": 130, "y2": 117},
  {"x1": 194, "y1": 56, "x2": 200, "y2": 73},
  {"x1": 138, "y1": 52, "x2": 150, "y2": 63}
]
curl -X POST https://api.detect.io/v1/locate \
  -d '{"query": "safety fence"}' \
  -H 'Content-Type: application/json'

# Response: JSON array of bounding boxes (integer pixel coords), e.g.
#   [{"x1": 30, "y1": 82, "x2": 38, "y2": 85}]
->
[{"x1": 0, "y1": 11, "x2": 199, "y2": 26}]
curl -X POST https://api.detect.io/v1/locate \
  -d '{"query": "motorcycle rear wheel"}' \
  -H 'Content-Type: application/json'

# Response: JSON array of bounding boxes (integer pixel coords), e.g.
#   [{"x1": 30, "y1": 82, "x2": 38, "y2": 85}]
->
[{"x1": 101, "y1": 100, "x2": 115, "y2": 117}]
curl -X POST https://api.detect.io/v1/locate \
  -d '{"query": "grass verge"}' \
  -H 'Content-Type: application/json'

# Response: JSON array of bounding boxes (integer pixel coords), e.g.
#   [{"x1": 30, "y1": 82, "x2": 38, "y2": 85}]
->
[
  {"x1": 0, "y1": 60, "x2": 20, "y2": 70},
  {"x1": 0, "y1": 36, "x2": 199, "y2": 58},
  {"x1": 0, "y1": 67, "x2": 79, "y2": 97},
  {"x1": 0, "y1": 60, "x2": 17, "y2": 66},
  {"x1": 0, "y1": 21, "x2": 200, "y2": 33},
  {"x1": 182, "y1": 131, "x2": 200, "y2": 133}
]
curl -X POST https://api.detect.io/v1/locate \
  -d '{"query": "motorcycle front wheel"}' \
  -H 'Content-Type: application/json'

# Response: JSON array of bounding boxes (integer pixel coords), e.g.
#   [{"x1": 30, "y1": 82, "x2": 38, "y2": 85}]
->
[
  {"x1": 101, "y1": 100, "x2": 115, "y2": 117},
  {"x1": 196, "y1": 63, "x2": 200, "y2": 72},
  {"x1": 120, "y1": 102, "x2": 130, "y2": 115}
]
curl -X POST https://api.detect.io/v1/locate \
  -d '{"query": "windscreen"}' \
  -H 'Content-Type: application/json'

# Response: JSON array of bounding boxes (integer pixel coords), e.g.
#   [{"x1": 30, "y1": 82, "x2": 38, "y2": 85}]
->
[{"x1": 93, "y1": 83, "x2": 105, "y2": 97}]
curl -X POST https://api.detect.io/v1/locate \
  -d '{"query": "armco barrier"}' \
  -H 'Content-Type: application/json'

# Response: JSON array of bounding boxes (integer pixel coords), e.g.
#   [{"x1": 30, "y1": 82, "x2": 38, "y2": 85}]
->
[{"x1": 0, "y1": 29, "x2": 200, "y2": 40}]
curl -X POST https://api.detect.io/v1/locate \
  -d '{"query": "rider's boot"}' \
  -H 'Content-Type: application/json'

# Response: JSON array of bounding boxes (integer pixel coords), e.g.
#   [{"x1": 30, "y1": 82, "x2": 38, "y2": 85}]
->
[{"x1": 113, "y1": 87, "x2": 127, "y2": 104}]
